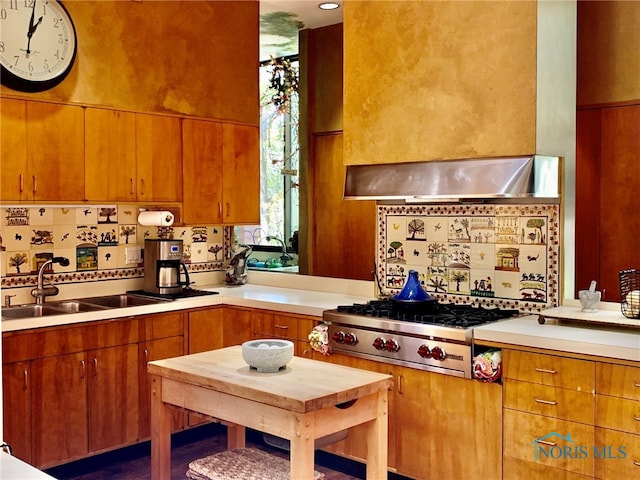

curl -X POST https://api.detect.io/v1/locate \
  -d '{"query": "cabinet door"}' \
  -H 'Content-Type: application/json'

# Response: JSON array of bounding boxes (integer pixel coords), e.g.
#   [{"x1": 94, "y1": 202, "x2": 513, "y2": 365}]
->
[
  {"x1": 317, "y1": 353, "x2": 394, "y2": 466},
  {"x1": 189, "y1": 307, "x2": 224, "y2": 353},
  {"x1": 222, "y1": 123, "x2": 260, "y2": 224},
  {"x1": 85, "y1": 108, "x2": 137, "y2": 201},
  {"x1": 32, "y1": 352, "x2": 88, "y2": 468},
  {"x1": 182, "y1": 119, "x2": 224, "y2": 224},
  {"x1": 138, "y1": 336, "x2": 185, "y2": 439},
  {"x1": 2, "y1": 361, "x2": 31, "y2": 463},
  {"x1": 27, "y1": 102, "x2": 85, "y2": 201},
  {"x1": 87, "y1": 344, "x2": 139, "y2": 452},
  {"x1": 136, "y1": 113, "x2": 182, "y2": 202},
  {"x1": 395, "y1": 367, "x2": 502, "y2": 480},
  {"x1": 0, "y1": 98, "x2": 29, "y2": 201}
]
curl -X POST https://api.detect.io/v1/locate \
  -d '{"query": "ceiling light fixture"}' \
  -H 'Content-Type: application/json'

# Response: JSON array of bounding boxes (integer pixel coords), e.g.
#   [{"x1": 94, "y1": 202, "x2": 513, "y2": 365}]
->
[{"x1": 319, "y1": 2, "x2": 340, "y2": 10}]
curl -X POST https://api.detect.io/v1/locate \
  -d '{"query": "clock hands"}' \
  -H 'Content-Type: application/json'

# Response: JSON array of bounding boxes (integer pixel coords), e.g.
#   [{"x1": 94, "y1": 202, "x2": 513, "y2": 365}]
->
[{"x1": 26, "y1": 0, "x2": 44, "y2": 56}]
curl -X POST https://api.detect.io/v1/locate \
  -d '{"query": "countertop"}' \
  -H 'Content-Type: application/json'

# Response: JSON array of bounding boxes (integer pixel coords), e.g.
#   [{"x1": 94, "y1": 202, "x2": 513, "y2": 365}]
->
[
  {"x1": 1, "y1": 281, "x2": 373, "y2": 333},
  {"x1": 474, "y1": 303, "x2": 640, "y2": 362}
]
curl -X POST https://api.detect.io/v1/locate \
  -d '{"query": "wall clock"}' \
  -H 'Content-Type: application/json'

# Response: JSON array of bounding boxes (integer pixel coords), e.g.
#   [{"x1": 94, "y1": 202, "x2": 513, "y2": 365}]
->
[{"x1": 0, "y1": 0, "x2": 77, "y2": 92}]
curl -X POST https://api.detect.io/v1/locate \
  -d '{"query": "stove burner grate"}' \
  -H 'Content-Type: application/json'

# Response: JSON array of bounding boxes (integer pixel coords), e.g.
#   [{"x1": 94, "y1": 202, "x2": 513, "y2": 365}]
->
[{"x1": 336, "y1": 300, "x2": 519, "y2": 328}]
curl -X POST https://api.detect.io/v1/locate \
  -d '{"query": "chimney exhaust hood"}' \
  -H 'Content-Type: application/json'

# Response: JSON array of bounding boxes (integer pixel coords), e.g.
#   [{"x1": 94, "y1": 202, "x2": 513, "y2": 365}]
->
[{"x1": 343, "y1": 155, "x2": 561, "y2": 203}]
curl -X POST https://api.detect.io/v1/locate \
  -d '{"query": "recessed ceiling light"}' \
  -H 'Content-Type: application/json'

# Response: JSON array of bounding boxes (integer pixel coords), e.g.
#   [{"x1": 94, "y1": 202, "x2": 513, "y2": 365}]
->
[{"x1": 319, "y1": 2, "x2": 340, "y2": 10}]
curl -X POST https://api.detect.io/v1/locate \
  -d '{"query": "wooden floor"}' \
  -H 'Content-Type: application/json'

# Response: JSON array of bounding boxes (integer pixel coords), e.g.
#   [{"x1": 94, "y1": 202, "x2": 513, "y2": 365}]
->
[{"x1": 45, "y1": 423, "x2": 372, "y2": 480}]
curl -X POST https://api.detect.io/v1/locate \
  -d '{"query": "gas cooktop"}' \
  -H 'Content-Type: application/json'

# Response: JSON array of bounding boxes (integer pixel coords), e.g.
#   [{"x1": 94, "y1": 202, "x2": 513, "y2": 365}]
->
[{"x1": 335, "y1": 300, "x2": 520, "y2": 328}]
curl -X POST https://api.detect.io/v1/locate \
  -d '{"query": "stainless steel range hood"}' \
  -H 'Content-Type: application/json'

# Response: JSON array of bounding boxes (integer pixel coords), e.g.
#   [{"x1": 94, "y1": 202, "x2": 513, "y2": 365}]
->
[{"x1": 344, "y1": 155, "x2": 561, "y2": 202}]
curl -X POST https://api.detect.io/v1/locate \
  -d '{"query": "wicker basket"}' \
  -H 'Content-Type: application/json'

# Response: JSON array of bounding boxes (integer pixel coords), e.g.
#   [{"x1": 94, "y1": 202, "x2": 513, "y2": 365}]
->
[{"x1": 619, "y1": 269, "x2": 640, "y2": 319}]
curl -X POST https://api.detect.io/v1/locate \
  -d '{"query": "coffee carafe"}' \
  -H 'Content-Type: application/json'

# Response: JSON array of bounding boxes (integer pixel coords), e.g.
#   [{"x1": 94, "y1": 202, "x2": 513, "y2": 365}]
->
[{"x1": 143, "y1": 239, "x2": 190, "y2": 295}]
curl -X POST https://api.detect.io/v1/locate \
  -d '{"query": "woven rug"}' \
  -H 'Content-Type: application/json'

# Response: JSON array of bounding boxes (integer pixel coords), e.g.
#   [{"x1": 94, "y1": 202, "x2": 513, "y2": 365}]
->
[{"x1": 186, "y1": 447, "x2": 325, "y2": 480}]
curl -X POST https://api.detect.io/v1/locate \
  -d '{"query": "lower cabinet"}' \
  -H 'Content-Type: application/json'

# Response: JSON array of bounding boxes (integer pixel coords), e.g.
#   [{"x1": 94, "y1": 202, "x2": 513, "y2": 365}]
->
[
  {"x1": 138, "y1": 336, "x2": 185, "y2": 439},
  {"x1": 252, "y1": 309, "x2": 318, "y2": 357},
  {"x1": 31, "y1": 344, "x2": 140, "y2": 467},
  {"x1": 188, "y1": 306, "x2": 253, "y2": 353},
  {"x1": 318, "y1": 352, "x2": 502, "y2": 480},
  {"x1": 2, "y1": 361, "x2": 31, "y2": 464},
  {"x1": 32, "y1": 352, "x2": 88, "y2": 467},
  {"x1": 88, "y1": 344, "x2": 140, "y2": 452}
]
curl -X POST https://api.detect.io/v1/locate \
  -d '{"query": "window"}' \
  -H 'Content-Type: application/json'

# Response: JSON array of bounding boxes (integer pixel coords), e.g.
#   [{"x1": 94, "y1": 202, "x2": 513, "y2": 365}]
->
[{"x1": 235, "y1": 56, "x2": 300, "y2": 251}]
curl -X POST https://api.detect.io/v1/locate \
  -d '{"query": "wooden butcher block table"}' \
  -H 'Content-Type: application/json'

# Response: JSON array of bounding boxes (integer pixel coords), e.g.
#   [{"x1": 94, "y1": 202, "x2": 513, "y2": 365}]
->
[{"x1": 148, "y1": 346, "x2": 393, "y2": 480}]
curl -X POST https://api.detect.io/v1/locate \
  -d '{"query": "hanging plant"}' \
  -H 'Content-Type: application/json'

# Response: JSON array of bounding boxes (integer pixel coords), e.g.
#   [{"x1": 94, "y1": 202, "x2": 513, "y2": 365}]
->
[{"x1": 267, "y1": 56, "x2": 299, "y2": 113}]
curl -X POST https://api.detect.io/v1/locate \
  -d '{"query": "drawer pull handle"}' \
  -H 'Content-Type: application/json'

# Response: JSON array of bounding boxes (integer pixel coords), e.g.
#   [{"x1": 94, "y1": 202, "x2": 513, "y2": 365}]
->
[
  {"x1": 534, "y1": 367, "x2": 557, "y2": 374},
  {"x1": 274, "y1": 324, "x2": 289, "y2": 330},
  {"x1": 535, "y1": 398, "x2": 558, "y2": 405},
  {"x1": 633, "y1": 415, "x2": 640, "y2": 422},
  {"x1": 634, "y1": 460, "x2": 640, "y2": 467},
  {"x1": 535, "y1": 439, "x2": 557, "y2": 447},
  {"x1": 634, "y1": 381, "x2": 640, "y2": 388}
]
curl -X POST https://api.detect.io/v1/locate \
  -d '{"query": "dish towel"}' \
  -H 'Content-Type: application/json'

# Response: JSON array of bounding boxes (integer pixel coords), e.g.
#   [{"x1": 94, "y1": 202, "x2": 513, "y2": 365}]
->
[{"x1": 186, "y1": 447, "x2": 325, "y2": 480}]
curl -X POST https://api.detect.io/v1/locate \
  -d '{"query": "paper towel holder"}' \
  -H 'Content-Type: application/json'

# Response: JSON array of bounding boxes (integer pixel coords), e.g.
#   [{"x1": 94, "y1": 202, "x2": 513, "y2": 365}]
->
[{"x1": 137, "y1": 208, "x2": 175, "y2": 227}]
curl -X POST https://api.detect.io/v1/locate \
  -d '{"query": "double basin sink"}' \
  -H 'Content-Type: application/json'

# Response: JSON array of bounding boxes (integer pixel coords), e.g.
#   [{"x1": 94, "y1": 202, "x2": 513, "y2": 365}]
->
[{"x1": 2, "y1": 294, "x2": 169, "y2": 320}]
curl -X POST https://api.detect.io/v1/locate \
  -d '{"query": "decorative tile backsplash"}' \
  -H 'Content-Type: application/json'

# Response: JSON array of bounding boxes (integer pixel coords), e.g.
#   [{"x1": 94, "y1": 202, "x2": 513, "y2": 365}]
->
[
  {"x1": 377, "y1": 204, "x2": 560, "y2": 312},
  {"x1": 0, "y1": 205, "x2": 231, "y2": 289}
]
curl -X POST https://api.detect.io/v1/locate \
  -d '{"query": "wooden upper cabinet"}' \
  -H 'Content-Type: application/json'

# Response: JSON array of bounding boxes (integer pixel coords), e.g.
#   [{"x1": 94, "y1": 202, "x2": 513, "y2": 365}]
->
[
  {"x1": 1, "y1": 100, "x2": 84, "y2": 201},
  {"x1": 182, "y1": 119, "x2": 224, "y2": 225},
  {"x1": 0, "y1": 98, "x2": 28, "y2": 201},
  {"x1": 85, "y1": 108, "x2": 137, "y2": 202},
  {"x1": 27, "y1": 102, "x2": 85, "y2": 201},
  {"x1": 85, "y1": 109, "x2": 182, "y2": 203},
  {"x1": 221, "y1": 123, "x2": 260, "y2": 225},
  {"x1": 135, "y1": 113, "x2": 183, "y2": 202},
  {"x1": 182, "y1": 120, "x2": 259, "y2": 225},
  {"x1": 343, "y1": 1, "x2": 538, "y2": 165}
]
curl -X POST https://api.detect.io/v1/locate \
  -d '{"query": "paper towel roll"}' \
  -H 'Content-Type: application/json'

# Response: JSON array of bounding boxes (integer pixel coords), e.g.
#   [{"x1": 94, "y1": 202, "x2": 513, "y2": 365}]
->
[{"x1": 137, "y1": 211, "x2": 174, "y2": 226}]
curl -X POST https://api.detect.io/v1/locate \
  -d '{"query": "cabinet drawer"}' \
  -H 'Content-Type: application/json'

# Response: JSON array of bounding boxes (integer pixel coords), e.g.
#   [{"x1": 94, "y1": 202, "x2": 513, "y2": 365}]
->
[
  {"x1": 504, "y1": 409, "x2": 594, "y2": 476},
  {"x1": 504, "y1": 455, "x2": 594, "y2": 480},
  {"x1": 596, "y1": 394, "x2": 640, "y2": 435},
  {"x1": 505, "y1": 379, "x2": 594, "y2": 424},
  {"x1": 141, "y1": 312, "x2": 184, "y2": 340},
  {"x1": 596, "y1": 363, "x2": 640, "y2": 401},
  {"x1": 503, "y1": 350, "x2": 595, "y2": 391},
  {"x1": 595, "y1": 428, "x2": 640, "y2": 479}
]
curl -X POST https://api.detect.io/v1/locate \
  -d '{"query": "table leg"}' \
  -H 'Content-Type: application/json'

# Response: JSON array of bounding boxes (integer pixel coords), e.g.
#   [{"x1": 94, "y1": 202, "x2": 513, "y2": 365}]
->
[
  {"x1": 225, "y1": 422, "x2": 246, "y2": 450},
  {"x1": 289, "y1": 414, "x2": 315, "y2": 480},
  {"x1": 365, "y1": 390, "x2": 389, "y2": 480},
  {"x1": 150, "y1": 375, "x2": 172, "y2": 480}
]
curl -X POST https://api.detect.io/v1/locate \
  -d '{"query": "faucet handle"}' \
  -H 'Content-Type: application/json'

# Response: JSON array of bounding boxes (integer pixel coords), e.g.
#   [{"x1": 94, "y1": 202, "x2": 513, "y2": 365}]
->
[{"x1": 4, "y1": 294, "x2": 16, "y2": 307}]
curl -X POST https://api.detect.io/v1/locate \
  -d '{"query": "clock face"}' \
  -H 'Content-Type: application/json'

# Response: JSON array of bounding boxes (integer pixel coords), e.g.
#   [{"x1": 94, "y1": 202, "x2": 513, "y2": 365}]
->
[{"x1": 0, "y1": 0, "x2": 77, "y2": 92}]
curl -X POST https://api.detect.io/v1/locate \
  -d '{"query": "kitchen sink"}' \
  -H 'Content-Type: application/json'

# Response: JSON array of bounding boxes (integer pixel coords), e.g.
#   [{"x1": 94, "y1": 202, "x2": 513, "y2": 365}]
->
[
  {"x1": 2, "y1": 304, "x2": 64, "y2": 319},
  {"x1": 80, "y1": 294, "x2": 170, "y2": 308},
  {"x1": 2, "y1": 294, "x2": 169, "y2": 320},
  {"x1": 49, "y1": 300, "x2": 110, "y2": 313}
]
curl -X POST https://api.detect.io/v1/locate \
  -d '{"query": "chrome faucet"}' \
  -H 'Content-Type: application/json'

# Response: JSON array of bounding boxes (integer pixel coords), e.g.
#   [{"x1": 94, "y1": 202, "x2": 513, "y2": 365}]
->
[
  {"x1": 31, "y1": 257, "x2": 70, "y2": 305},
  {"x1": 266, "y1": 236, "x2": 293, "y2": 266}
]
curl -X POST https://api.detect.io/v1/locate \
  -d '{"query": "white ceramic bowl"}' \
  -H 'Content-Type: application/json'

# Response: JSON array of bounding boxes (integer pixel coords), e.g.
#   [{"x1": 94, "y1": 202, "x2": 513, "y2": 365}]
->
[{"x1": 241, "y1": 339, "x2": 294, "y2": 373}]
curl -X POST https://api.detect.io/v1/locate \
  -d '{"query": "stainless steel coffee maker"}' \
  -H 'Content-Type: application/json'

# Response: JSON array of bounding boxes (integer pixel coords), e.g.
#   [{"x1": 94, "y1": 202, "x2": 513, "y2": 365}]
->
[{"x1": 143, "y1": 239, "x2": 190, "y2": 295}]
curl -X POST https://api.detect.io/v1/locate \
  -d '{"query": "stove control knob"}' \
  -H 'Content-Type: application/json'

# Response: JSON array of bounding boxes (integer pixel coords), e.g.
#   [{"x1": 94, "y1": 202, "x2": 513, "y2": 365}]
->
[
  {"x1": 332, "y1": 331, "x2": 345, "y2": 343},
  {"x1": 373, "y1": 337, "x2": 386, "y2": 350},
  {"x1": 418, "y1": 344, "x2": 432, "y2": 358},
  {"x1": 385, "y1": 339, "x2": 400, "y2": 353},
  {"x1": 431, "y1": 346, "x2": 446, "y2": 361},
  {"x1": 344, "y1": 332, "x2": 358, "y2": 346}
]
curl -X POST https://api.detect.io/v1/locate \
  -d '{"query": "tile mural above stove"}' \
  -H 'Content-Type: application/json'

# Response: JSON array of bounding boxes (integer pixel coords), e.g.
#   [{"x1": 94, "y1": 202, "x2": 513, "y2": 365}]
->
[{"x1": 377, "y1": 204, "x2": 560, "y2": 312}]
